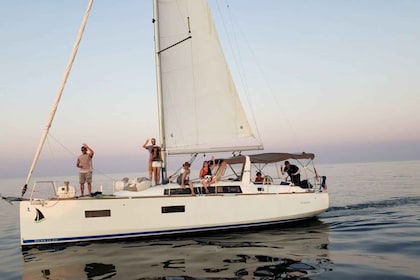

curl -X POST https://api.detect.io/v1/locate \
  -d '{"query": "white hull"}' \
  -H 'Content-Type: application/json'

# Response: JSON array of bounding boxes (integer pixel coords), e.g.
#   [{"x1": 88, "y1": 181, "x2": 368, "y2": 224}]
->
[{"x1": 20, "y1": 183, "x2": 328, "y2": 246}]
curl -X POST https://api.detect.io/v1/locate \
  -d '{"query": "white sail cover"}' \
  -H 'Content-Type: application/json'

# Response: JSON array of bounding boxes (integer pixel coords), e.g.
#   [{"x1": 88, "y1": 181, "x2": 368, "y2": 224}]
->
[{"x1": 155, "y1": 0, "x2": 263, "y2": 155}]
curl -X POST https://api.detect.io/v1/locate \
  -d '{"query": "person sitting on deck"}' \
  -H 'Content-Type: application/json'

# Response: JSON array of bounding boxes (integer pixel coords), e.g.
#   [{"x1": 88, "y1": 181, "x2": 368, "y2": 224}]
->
[
  {"x1": 200, "y1": 156, "x2": 227, "y2": 193},
  {"x1": 200, "y1": 157, "x2": 215, "y2": 193},
  {"x1": 177, "y1": 162, "x2": 195, "y2": 195},
  {"x1": 255, "y1": 171, "x2": 264, "y2": 184}
]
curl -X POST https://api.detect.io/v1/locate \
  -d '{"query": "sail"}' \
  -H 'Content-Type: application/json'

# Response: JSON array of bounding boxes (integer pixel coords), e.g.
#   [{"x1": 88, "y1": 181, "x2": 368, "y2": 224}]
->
[{"x1": 155, "y1": 0, "x2": 263, "y2": 155}]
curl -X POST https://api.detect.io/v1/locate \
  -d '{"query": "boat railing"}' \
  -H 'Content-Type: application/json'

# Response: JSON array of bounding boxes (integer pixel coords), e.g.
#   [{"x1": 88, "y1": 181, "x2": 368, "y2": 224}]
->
[
  {"x1": 29, "y1": 180, "x2": 58, "y2": 202},
  {"x1": 253, "y1": 174, "x2": 324, "y2": 192}
]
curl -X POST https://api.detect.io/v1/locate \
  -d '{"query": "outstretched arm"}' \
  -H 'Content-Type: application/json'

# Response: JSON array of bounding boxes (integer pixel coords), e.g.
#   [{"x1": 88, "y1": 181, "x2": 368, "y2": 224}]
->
[
  {"x1": 142, "y1": 138, "x2": 149, "y2": 149},
  {"x1": 209, "y1": 156, "x2": 216, "y2": 171}
]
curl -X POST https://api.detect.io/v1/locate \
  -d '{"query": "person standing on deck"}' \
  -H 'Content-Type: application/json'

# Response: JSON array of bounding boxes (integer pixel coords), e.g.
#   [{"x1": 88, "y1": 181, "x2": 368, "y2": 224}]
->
[
  {"x1": 143, "y1": 138, "x2": 162, "y2": 185},
  {"x1": 281, "y1": 160, "x2": 301, "y2": 185},
  {"x1": 76, "y1": 143, "x2": 94, "y2": 196},
  {"x1": 142, "y1": 138, "x2": 153, "y2": 181}
]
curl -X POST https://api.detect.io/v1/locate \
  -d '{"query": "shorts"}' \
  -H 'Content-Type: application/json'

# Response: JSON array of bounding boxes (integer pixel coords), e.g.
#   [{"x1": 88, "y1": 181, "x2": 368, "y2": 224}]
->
[
  {"x1": 177, "y1": 176, "x2": 190, "y2": 185},
  {"x1": 152, "y1": 161, "x2": 162, "y2": 168},
  {"x1": 79, "y1": 171, "x2": 92, "y2": 184}
]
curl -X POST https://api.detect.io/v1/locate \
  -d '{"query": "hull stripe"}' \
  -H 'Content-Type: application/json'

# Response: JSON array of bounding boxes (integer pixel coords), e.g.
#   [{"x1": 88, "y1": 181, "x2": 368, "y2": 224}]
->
[{"x1": 22, "y1": 217, "x2": 307, "y2": 245}]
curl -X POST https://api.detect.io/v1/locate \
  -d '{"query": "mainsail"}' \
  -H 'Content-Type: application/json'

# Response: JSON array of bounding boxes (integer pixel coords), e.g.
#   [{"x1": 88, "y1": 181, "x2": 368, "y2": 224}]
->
[{"x1": 154, "y1": 0, "x2": 263, "y2": 155}]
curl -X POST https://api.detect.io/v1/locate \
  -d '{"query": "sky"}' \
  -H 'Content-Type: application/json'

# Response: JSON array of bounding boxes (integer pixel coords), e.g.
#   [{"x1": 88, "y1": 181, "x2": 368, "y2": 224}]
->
[{"x1": 1, "y1": 0, "x2": 420, "y2": 179}]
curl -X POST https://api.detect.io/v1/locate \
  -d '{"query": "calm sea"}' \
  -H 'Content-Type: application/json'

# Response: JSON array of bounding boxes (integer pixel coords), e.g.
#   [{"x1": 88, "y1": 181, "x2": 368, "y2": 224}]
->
[{"x1": 1, "y1": 160, "x2": 419, "y2": 279}]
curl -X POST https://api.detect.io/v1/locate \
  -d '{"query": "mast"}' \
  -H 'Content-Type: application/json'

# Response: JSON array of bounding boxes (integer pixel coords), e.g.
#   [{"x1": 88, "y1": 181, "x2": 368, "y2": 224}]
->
[
  {"x1": 21, "y1": 0, "x2": 94, "y2": 197},
  {"x1": 152, "y1": 0, "x2": 167, "y2": 184}
]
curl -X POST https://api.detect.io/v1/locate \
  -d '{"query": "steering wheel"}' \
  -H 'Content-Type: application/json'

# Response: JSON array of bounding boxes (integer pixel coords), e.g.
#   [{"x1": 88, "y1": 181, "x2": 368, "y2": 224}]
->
[{"x1": 263, "y1": 175, "x2": 273, "y2": 185}]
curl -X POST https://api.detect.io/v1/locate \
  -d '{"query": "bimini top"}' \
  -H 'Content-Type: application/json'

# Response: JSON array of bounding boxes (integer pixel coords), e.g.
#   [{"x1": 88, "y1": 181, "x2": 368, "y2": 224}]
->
[{"x1": 225, "y1": 152, "x2": 315, "y2": 164}]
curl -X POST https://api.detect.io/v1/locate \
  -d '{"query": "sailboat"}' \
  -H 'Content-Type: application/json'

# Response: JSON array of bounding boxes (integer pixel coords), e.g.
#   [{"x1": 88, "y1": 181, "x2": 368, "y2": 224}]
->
[{"x1": 17, "y1": 0, "x2": 329, "y2": 247}]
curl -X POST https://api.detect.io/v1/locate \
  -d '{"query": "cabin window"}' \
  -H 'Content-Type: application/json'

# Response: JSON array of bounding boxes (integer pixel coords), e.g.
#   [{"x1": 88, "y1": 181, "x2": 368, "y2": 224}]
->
[
  {"x1": 85, "y1": 210, "x2": 111, "y2": 218},
  {"x1": 216, "y1": 185, "x2": 242, "y2": 193},
  {"x1": 162, "y1": 205, "x2": 185, "y2": 213},
  {"x1": 164, "y1": 185, "x2": 242, "y2": 195},
  {"x1": 164, "y1": 188, "x2": 192, "y2": 195}
]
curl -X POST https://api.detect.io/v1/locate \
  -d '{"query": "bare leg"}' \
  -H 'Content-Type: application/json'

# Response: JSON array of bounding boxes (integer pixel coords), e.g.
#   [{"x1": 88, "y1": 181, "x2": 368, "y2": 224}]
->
[
  {"x1": 201, "y1": 179, "x2": 209, "y2": 193},
  {"x1": 189, "y1": 181, "x2": 195, "y2": 195},
  {"x1": 148, "y1": 160, "x2": 152, "y2": 180},
  {"x1": 153, "y1": 167, "x2": 160, "y2": 185},
  {"x1": 156, "y1": 167, "x2": 161, "y2": 185},
  {"x1": 87, "y1": 183, "x2": 92, "y2": 194},
  {"x1": 80, "y1": 184, "x2": 84, "y2": 196}
]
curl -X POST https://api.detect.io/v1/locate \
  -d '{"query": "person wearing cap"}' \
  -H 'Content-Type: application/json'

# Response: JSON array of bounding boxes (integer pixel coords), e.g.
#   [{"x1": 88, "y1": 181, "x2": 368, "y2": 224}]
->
[
  {"x1": 76, "y1": 143, "x2": 94, "y2": 196},
  {"x1": 142, "y1": 138, "x2": 162, "y2": 185},
  {"x1": 177, "y1": 162, "x2": 195, "y2": 195}
]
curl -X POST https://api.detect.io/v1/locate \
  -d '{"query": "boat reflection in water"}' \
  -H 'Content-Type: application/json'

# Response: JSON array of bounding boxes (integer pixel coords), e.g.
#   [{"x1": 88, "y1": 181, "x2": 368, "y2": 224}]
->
[{"x1": 22, "y1": 219, "x2": 332, "y2": 279}]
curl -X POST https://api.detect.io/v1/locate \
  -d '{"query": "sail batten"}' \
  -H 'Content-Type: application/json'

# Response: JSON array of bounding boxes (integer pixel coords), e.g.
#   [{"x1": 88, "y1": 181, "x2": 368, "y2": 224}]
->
[{"x1": 156, "y1": 0, "x2": 262, "y2": 155}]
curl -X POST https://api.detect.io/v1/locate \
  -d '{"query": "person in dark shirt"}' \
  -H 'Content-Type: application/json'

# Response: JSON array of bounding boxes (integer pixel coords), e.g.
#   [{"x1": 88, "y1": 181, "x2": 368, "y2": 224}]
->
[
  {"x1": 142, "y1": 138, "x2": 161, "y2": 185},
  {"x1": 281, "y1": 161, "x2": 300, "y2": 185}
]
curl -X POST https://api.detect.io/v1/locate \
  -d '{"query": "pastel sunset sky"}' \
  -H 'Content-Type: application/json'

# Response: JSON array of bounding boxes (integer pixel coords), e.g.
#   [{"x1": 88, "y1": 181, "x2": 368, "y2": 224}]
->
[{"x1": 1, "y1": 0, "x2": 419, "y2": 178}]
